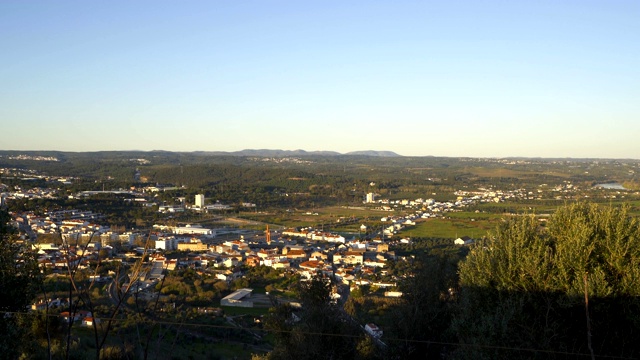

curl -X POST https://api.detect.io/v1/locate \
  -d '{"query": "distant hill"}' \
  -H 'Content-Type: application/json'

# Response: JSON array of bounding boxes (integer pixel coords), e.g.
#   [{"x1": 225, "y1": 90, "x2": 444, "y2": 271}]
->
[
  {"x1": 344, "y1": 150, "x2": 401, "y2": 157},
  {"x1": 193, "y1": 149, "x2": 400, "y2": 157},
  {"x1": 232, "y1": 149, "x2": 342, "y2": 157},
  {"x1": 0, "y1": 149, "x2": 401, "y2": 160}
]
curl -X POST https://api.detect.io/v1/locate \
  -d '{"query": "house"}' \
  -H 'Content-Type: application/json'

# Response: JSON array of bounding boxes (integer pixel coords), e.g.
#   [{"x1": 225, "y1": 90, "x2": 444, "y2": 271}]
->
[
  {"x1": 334, "y1": 270, "x2": 355, "y2": 285},
  {"x1": 31, "y1": 301, "x2": 49, "y2": 311},
  {"x1": 285, "y1": 249, "x2": 308, "y2": 261},
  {"x1": 213, "y1": 244, "x2": 232, "y2": 254},
  {"x1": 310, "y1": 250, "x2": 328, "y2": 261},
  {"x1": 349, "y1": 241, "x2": 368, "y2": 251},
  {"x1": 365, "y1": 323, "x2": 383, "y2": 338},
  {"x1": 257, "y1": 249, "x2": 278, "y2": 258},
  {"x1": 364, "y1": 258, "x2": 386, "y2": 268},
  {"x1": 224, "y1": 240, "x2": 250, "y2": 252},
  {"x1": 281, "y1": 228, "x2": 311, "y2": 239},
  {"x1": 215, "y1": 269, "x2": 241, "y2": 282},
  {"x1": 177, "y1": 239, "x2": 208, "y2": 252},
  {"x1": 60, "y1": 310, "x2": 91, "y2": 323},
  {"x1": 82, "y1": 317, "x2": 99, "y2": 327},
  {"x1": 165, "y1": 259, "x2": 177, "y2": 271},
  {"x1": 271, "y1": 260, "x2": 290, "y2": 269},
  {"x1": 376, "y1": 244, "x2": 389, "y2": 253},
  {"x1": 158, "y1": 205, "x2": 185, "y2": 213},
  {"x1": 196, "y1": 307, "x2": 223, "y2": 316},
  {"x1": 155, "y1": 237, "x2": 177, "y2": 250},
  {"x1": 261, "y1": 256, "x2": 289, "y2": 269},
  {"x1": 298, "y1": 260, "x2": 332, "y2": 279},
  {"x1": 454, "y1": 236, "x2": 474, "y2": 245},
  {"x1": 59, "y1": 312, "x2": 76, "y2": 322},
  {"x1": 323, "y1": 233, "x2": 346, "y2": 243},
  {"x1": 245, "y1": 255, "x2": 260, "y2": 267},
  {"x1": 343, "y1": 251, "x2": 364, "y2": 265}
]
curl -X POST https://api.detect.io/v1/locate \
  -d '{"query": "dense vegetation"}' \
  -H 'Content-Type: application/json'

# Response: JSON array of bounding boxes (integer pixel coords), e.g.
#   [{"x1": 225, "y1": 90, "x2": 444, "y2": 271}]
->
[
  {"x1": 0, "y1": 210, "x2": 42, "y2": 359},
  {"x1": 455, "y1": 203, "x2": 640, "y2": 359}
]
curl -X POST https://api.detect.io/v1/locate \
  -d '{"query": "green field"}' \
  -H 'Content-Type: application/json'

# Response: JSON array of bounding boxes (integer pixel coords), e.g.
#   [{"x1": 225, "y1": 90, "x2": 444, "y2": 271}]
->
[
  {"x1": 398, "y1": 212, "x2": 505, "y2": 239},
  {"x1": 237, "y1": 206, "x2": 390, "y2": 229},
  {"x1": 236, "y1": 197, "x2": 640, "y2": 239}
]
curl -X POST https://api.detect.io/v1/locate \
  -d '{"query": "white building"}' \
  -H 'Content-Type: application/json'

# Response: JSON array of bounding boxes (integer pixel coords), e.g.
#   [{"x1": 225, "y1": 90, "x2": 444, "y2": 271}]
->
[
  {"x1": 221, "y1": 288, "x2": 254, "y2": 308},
  {"x1": 173, "y1": 224, "x2": 215, "y2": 237},
  {"x1": 155, "y1": 237, "x2": 178, "y2": 250},
  {"x1": 365, "y1": 192, "x2": 375, "y2": 203},
  {"x1": 454, "y1": 236, "x2": 474, "y2": 245},
  {"x1": 33, "y1": 243, "x2": 59, "y2": 252},
  {"x1": 158, "y1": 205, "x2": 185, "y2": 213},
  {"x1": 205, "y1": 203, "x2": 231, "y2": 211},
  {"x1": 195, "y1": 194, "x2": 205, "y2": 208},
  {"x1": 365, "y1": 323, "x2": 383, "y2": 338}
]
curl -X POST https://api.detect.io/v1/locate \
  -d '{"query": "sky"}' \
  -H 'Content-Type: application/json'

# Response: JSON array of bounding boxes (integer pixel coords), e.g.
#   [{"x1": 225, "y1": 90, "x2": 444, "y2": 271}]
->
[{"x1": 1, "y1": 1, "x2": 639, "y2": 158}]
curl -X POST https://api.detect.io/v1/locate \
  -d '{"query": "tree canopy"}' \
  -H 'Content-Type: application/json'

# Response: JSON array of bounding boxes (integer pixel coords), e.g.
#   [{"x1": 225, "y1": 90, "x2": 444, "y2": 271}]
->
[
  {"x1": 264, "y1": 275, "x2": 369, "y2": 360},
  {"x1": 455, "y1": 203, "x2": 640, "y2": 359},
  {"x1": 0, "y1": 209, "x2": 41, "y2": 358}
]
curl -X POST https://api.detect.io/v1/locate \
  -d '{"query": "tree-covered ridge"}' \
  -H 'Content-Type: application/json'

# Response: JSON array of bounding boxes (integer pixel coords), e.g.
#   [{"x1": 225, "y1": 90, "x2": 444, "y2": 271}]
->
[
  {"x1": 456, "y1": 203, "x2": 640, "y2": 359},
  {"x1": 2, "y1": 150, "x2": 638, "y2": 187},
  {"x1": 4, "y1": 151, "x2": 640, "y2": 216}
]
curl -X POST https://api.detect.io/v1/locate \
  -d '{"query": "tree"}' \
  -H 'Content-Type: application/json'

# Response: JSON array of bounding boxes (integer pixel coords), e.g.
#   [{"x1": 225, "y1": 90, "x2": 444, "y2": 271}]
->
[
  {"x1": 0, "y1": 209, "x2": 42, "y2": 358},
  {"x1": 454, "y1": 203, "x2": 640, "y2": 359},
  {"x1": 265, "y1": 275, "x2": 365, "y2": 359},
  {"x1": 384, "y1": 253, "x2": 458, "y2": 359}
]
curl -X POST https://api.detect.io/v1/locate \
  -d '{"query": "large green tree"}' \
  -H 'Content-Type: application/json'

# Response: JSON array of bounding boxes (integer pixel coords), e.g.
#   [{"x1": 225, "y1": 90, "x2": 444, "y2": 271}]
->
[
  {"x1": 0, "y1": 209, "x2": 42, "y2": 358},
  {"x1": 454, "y1": 203, "x2": 640, "y2": 359}
]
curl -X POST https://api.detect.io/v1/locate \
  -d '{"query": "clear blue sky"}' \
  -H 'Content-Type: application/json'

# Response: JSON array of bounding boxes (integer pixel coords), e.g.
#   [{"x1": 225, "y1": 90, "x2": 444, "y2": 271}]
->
[{"x1": 1, "y1": 1, "x2": 639, "y2": 158}]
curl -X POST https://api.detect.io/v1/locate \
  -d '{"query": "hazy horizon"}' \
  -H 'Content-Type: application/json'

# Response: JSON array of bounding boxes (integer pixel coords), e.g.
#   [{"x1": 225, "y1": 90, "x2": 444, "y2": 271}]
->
[
  {"x1": 2, "y1": 148, "x2": 640, "y2": 161},
  {"x1": 2, "y1": 1, "x2": 639, "y2": 158}
]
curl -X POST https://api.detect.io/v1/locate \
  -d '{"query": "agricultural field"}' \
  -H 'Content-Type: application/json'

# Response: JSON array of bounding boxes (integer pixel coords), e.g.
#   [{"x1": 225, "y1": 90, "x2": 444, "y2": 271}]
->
[{"x1": 397, "y1": 212, "x2": 505, "y2": 239}]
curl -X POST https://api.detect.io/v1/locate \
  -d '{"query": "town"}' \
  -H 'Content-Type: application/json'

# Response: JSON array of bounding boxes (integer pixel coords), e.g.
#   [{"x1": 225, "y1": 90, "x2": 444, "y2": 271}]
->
[{"x1": 2, "y1": 151, "x2": 640, "y2": 359}]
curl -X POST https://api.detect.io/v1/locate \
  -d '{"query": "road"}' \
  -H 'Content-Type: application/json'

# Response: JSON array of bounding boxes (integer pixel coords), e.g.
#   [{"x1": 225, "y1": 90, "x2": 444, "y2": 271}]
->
[{"x1": 107, "y1": 272, "x2": 128, "y2": 306}]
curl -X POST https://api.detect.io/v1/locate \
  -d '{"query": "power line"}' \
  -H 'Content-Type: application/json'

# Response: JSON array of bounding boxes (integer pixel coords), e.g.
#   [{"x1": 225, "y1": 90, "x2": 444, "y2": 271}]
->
[{"x1": 2, "y1": 310, "x2": 636, "y2": 359}]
